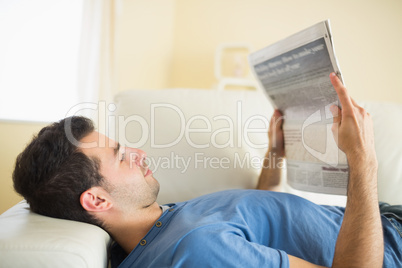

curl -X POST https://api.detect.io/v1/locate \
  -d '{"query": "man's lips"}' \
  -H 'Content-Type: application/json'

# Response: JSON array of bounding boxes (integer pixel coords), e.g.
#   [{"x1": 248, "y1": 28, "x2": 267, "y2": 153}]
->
[
  {"x1": 137, "y1": 155, "x2": 152, "y2": 176},
  {"x1": 145, "y1": 168, "x2": 152, "y2": 177}
]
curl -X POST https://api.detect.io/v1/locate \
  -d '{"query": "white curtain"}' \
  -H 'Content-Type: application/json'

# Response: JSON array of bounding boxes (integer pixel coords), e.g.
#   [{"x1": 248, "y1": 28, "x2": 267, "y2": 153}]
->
[{"x1": 77, "y1": 0, "x2": 118, "y2": 104}]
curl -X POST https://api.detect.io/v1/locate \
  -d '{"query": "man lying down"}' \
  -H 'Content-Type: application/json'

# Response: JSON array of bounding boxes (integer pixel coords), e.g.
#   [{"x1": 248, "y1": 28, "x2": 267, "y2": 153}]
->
[{"x1": 13, "y1": 73, "x2": 401, "y2": 267}]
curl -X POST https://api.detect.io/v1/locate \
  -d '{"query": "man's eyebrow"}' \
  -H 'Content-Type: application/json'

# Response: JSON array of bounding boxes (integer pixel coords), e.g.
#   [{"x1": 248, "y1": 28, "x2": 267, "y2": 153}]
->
[{"x1": 113, "y1": 142, "x2": 120, "y2": 156}]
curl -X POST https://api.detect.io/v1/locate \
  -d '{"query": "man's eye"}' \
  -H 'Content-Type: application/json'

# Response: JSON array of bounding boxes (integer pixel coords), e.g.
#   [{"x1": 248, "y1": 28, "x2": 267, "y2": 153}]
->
[{"x1": 121, "y1": 152, "x2": 126, "y2": 162}]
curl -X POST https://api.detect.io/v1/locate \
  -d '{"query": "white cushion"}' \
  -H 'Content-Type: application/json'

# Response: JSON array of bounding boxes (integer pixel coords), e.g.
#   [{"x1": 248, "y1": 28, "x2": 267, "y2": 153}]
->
[{"x1": 0, "y1": 200, "x2": 111, "y2": 268}]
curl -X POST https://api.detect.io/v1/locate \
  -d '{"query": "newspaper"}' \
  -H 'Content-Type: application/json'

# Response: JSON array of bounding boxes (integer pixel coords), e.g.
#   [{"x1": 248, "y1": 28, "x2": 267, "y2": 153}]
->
[{"x1": 249, "y1": 20, "x2": 348, "y2": 195}]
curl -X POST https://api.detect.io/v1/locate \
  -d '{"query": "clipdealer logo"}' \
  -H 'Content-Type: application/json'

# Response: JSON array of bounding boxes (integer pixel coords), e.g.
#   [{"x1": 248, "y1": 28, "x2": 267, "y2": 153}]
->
[{"x1": 63, "y1": 101, "x2": 271, "y2": 150}]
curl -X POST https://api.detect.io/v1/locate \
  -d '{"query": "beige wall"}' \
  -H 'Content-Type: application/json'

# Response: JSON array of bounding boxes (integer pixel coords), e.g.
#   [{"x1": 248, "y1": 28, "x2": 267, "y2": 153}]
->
[
  {"x1": 115, "y1": 0, "x2": 176, "y2": 91},
  {"x1": 0, "y1": 122, "x2": 45, "y2": 213},
  {"x1": 2, "y1": 0, "x2": 401, "y2": 213},
  {"x1": 170, "y1": 0, "x2": 402, "y2": 103}
]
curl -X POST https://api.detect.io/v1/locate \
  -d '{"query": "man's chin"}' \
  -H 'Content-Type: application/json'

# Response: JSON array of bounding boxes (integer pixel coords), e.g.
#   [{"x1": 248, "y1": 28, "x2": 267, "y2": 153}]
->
[
  {"x1": 150, "y1": 178, "x2": 160, "y2": 199},
  {"x1": 153, "y1": 183, "x2": 160, "y2": 198}
]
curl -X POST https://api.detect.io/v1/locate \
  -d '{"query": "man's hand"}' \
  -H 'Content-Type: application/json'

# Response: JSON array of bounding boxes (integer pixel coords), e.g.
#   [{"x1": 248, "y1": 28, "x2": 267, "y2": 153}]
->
[
  {"x1": 268, "y1": 109, "x2": 285, "y2": 158},
  {"x1": 256, "y1": 110, "x2": 285, "y2": 191},
  {"x1": 329, "y1": 72, "x2": 377, "y2": 169}
]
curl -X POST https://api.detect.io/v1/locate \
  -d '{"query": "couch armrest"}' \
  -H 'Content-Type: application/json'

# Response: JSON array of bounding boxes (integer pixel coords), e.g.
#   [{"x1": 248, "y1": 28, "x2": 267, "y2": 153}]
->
[{"x1": 0, "y1": 200, "x2": 111, "y2": 268}]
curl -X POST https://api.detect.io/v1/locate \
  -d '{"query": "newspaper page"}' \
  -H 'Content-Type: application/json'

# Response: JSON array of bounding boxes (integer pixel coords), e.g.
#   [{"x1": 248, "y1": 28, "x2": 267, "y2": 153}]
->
[{"x1": 249, "y1": 20, "x2": 348, "y2": 195}]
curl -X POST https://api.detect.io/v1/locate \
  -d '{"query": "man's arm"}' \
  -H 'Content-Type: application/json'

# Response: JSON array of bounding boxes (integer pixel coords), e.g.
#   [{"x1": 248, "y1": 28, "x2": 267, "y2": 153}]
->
[
  {"x1": 256, "y1": 110, "x2": 285, "y2": 191},
  {"x1": 329, "y1": 72, "x2": 383, "y2": 267}
]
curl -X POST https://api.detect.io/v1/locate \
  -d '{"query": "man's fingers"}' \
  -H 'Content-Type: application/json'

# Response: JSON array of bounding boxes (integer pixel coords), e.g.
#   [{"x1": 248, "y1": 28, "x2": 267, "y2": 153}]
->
[
  {"x1": 274, "y1": 110, "x2": 283, "y2": 130},
  {"x1": 329, "y1": 73, "x2": 354, "y2": 114},
  {"x1": 268, "y1": 110, "x2": 285, "y2": 153},
  {"x1": 330, "y1": 105, "x2": 341, "y2": 146},
  {"x1": 270, "y1": 109, "x2": 283, "y2": 131},
  {"x1": 330, "y1": 105, "x2": 341, "y2": 124}
]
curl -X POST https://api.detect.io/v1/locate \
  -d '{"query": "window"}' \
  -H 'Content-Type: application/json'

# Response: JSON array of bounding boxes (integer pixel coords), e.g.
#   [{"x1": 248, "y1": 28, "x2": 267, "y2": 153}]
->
[{"x1": 0, "y1": 0, "x2": 83, "y2": 122}]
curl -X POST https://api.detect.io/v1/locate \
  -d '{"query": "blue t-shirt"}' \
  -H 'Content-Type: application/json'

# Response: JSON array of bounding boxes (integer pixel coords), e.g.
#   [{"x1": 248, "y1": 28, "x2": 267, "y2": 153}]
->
[{"x1": 111, "y1": 190, "x2": 401, "y2": 267}]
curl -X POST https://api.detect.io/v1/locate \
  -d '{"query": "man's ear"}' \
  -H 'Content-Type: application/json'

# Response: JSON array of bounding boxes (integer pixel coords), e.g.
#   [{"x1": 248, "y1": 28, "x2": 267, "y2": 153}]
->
[{"x1": 80, "y1": 187, "x2": 113, "y2": 212}]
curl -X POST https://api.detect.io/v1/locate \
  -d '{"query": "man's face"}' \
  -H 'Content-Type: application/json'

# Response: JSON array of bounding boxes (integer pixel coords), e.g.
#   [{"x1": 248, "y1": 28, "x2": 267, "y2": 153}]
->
[{"x1": 80, "y1": 131, "x2": 160, "y2": 211}]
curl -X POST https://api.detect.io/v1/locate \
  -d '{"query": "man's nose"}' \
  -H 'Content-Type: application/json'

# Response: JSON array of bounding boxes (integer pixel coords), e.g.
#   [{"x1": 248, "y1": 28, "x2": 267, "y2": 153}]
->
[{"x1": 126, "y1": 148, "x2": 147, "y2": 166}]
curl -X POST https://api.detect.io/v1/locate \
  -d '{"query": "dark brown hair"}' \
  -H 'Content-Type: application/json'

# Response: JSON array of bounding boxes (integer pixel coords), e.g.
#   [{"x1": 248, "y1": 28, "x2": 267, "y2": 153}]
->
[{"x1": 13, "y1": 116, "x2": 104, "y2": 227}]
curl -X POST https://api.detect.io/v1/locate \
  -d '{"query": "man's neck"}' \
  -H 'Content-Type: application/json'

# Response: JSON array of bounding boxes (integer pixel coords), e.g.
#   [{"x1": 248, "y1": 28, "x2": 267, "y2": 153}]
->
[{"x1": 107, "y1": 202, "x2": 163, "y2": 254}]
